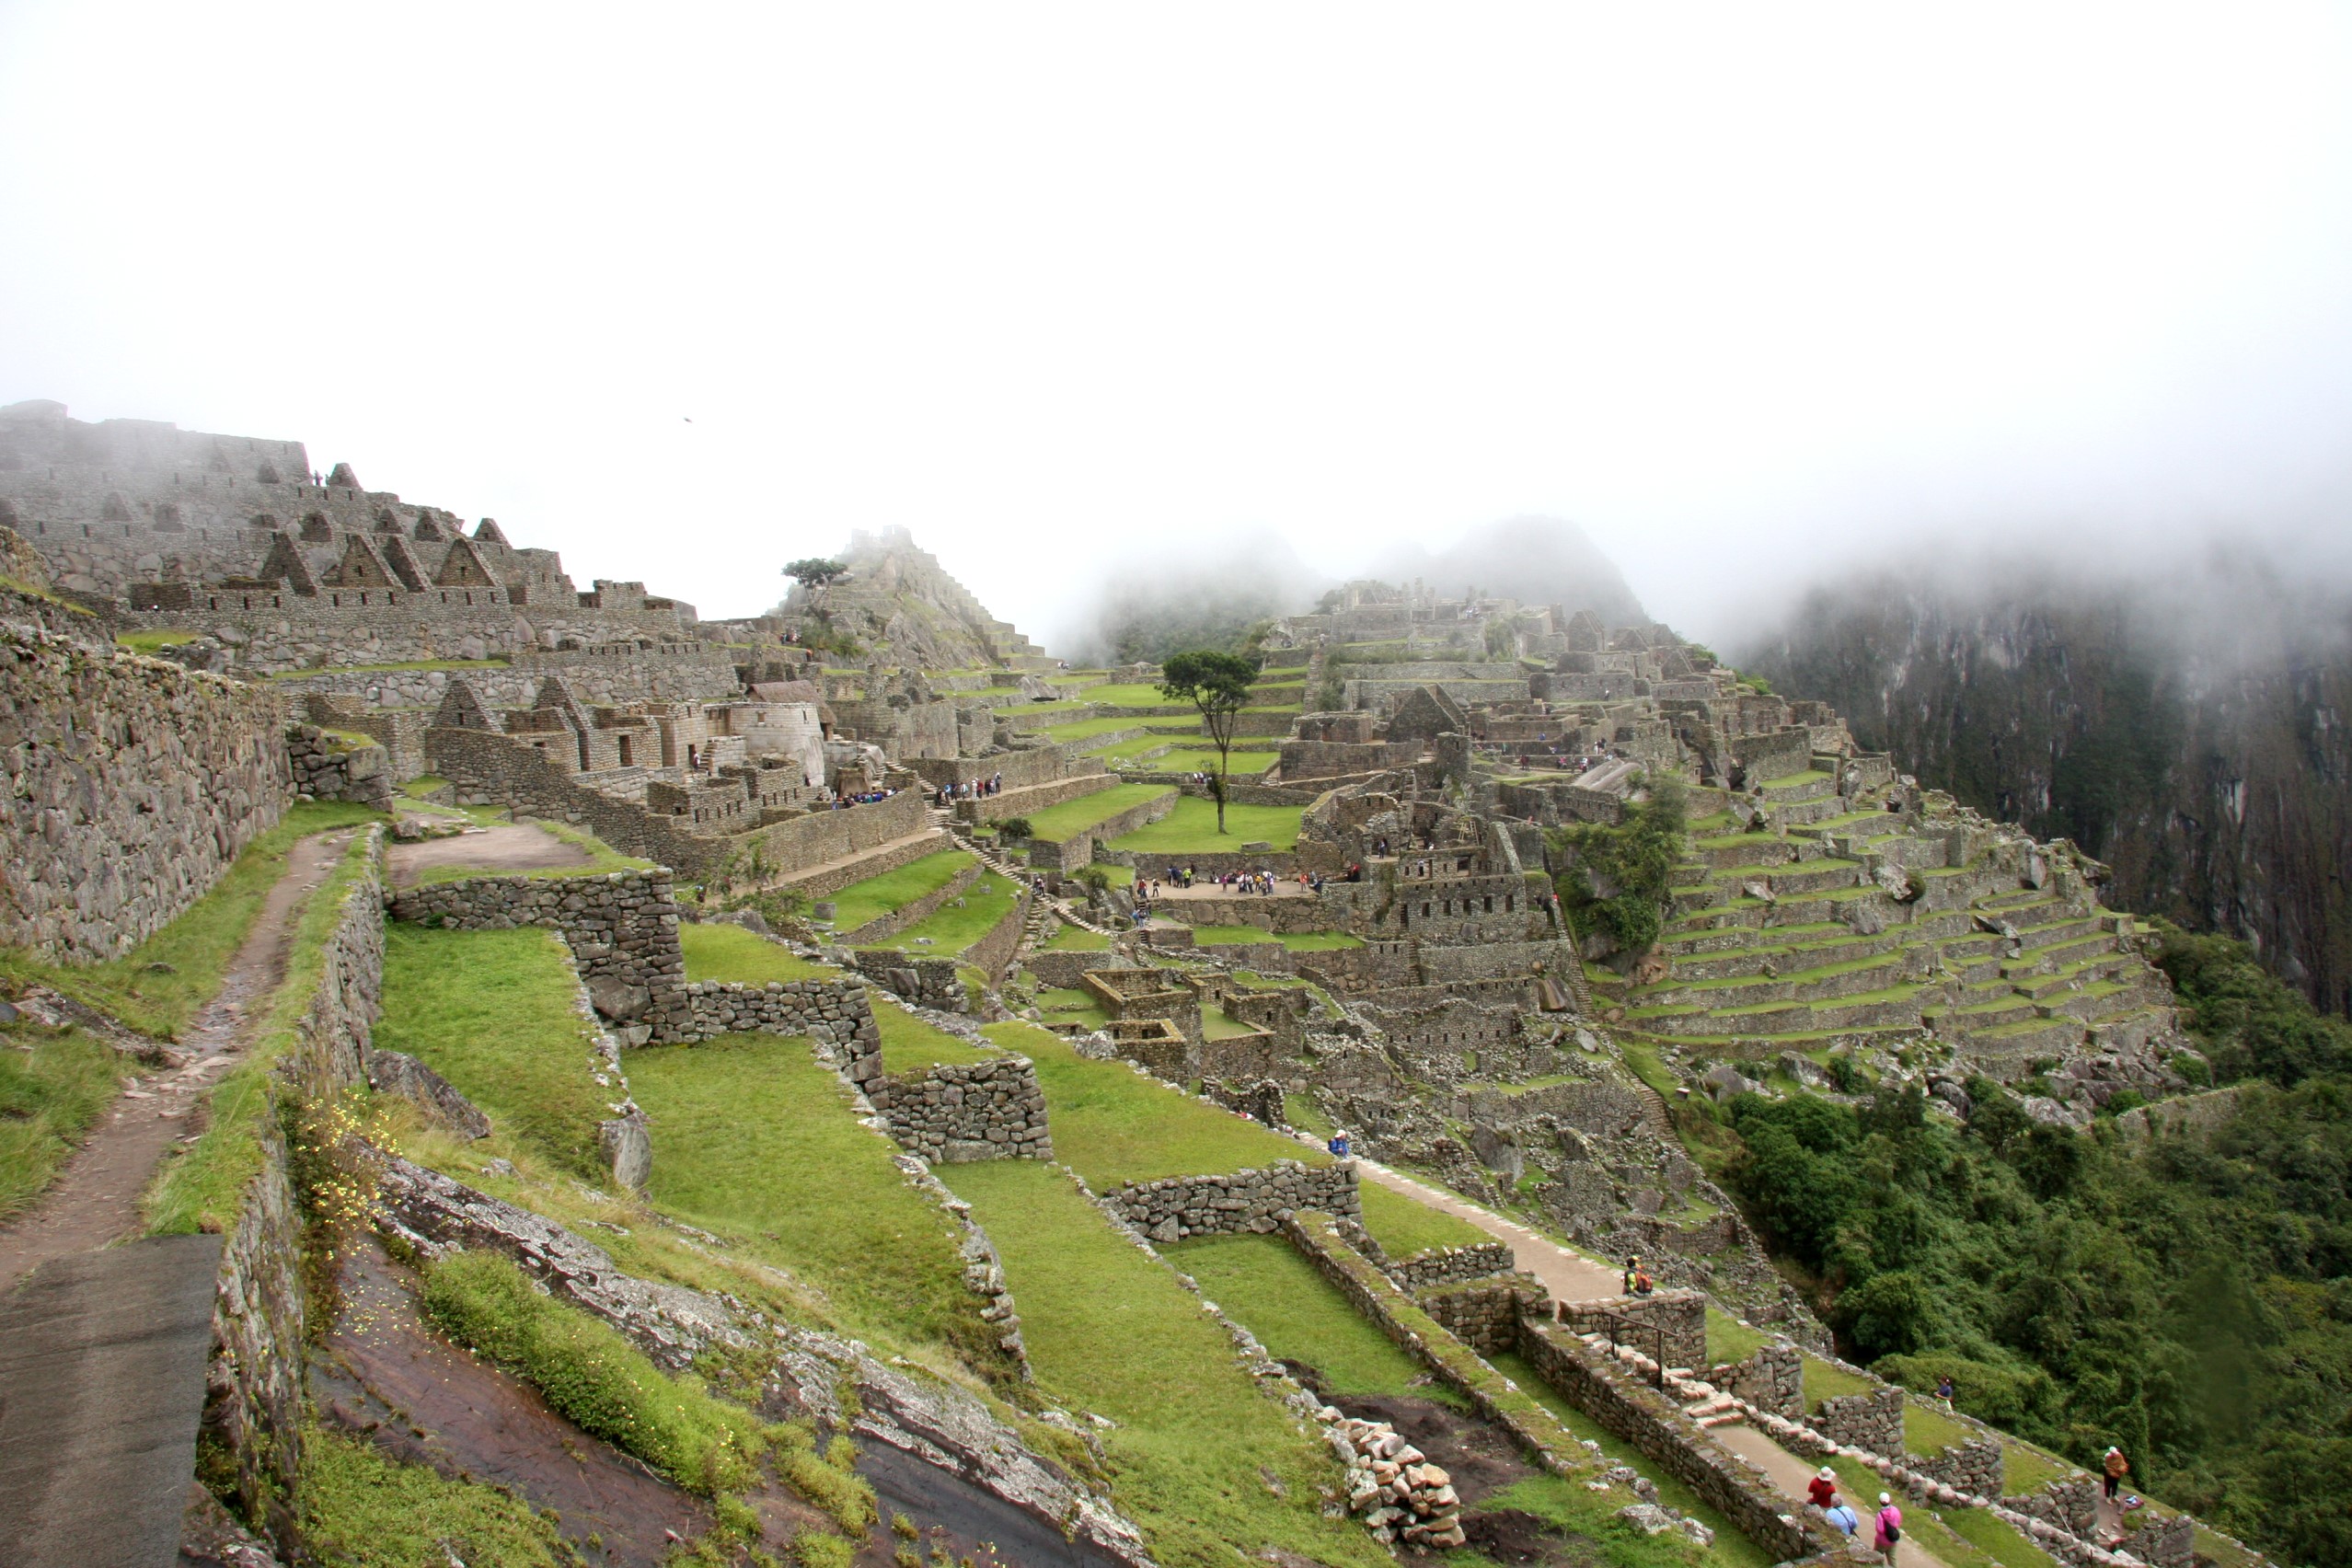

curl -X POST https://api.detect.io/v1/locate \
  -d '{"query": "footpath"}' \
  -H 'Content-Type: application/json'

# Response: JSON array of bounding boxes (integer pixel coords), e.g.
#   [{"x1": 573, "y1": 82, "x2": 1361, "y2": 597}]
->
[{"x1": 0, "y1": 827, "x2": 357, "y2": 1567}]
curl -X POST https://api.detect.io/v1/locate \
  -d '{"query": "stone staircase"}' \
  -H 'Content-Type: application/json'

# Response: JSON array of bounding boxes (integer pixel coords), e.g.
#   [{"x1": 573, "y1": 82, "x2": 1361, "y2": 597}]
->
[{"x1": 936, "y1": 812, "x2": 1115, "y2": 950}]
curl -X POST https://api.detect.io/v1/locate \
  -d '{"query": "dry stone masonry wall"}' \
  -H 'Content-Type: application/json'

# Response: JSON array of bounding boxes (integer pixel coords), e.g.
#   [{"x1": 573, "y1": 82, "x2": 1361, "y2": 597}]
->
[
  {"x1": 1102, "y1": 1160, "x2": 1359, "y2": 1243},
  {"x1": 1, "y1": 583, "x2": 289, "y2": 960},
  {"x1": 284, "y1": 722, "x2": 394, "y2": 809},
  {"x1": 871, "y1": 1057, "x2": 1054, "y2": 1163}
]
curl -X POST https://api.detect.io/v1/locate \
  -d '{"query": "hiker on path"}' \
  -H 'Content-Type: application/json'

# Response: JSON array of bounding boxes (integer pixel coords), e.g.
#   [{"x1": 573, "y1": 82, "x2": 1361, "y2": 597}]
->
[
  {"x1": 1874, "y1": 1493, "x2": 1902, "y2": 1563},
  {"x1": 1937, "y1": 1374, "x2": 1955, "y2": 1408},
  {"x1": 1808, "y1": 1468, "x2": 1838, "y2": 1510},
  {"x1": 1825, "y1": 1498, "x2": 1861, "y2": 1540},
  {"x1": 2103, "y1": 1447, "x2": 2130, "y2": 1502},
  {"x1": 1621, "y1": 1256, "x2": 1641, "y2": 1294}
]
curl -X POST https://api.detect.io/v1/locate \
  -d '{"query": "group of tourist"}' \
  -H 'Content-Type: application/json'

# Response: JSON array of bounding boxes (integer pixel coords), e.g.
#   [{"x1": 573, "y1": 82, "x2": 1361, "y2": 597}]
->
[
  {"x1": 933, "y1": 774, "x2": 1004, "y2": 807},
  {"x1": 1804, "y1": 1470, "x2": 1904, "y2": 1560},
  {"x1": 831, "y1": 786, "x2": 896, "y2": 808}
]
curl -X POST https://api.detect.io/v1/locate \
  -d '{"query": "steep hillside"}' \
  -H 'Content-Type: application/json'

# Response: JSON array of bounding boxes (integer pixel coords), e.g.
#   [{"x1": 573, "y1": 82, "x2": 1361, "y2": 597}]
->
[{"x1": 1737, "y1": 560, "x2": 2352, "y2": 1015}]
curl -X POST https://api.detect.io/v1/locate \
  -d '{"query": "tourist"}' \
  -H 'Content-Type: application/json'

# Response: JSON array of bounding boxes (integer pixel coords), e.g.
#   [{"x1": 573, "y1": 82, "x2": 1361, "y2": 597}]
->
[
  {"x1": 2102, "y1": 1447, "x2": 2130, "y2": 1503},
  {"x1": 1936, "y1": 1374, "x2": 1955, "y2": 1409},
  {"x1": 1874, "y1": 1493, "x2": 1902, "y2": 1563},
  {"x1": 1825, "y1": 1497, "x2": 1861, "y2": 1541},
  {"x1": 1621, "y1": 1255, "x2": 1641, "y2": 1294},
  {"x1": 1328, "y1": 1130, "x2": 1351, "y2": 1159},
  {"x1": 1808, "y1": 1468, "x2": 1838, "y2": 1511}
]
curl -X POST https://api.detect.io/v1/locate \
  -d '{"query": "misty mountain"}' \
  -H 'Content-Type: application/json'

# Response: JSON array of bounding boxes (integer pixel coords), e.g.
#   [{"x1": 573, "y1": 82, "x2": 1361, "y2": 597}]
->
[
  {"x1": 1736, "y1": 552, "x2": 2352, "y2": 1014},
  {"x1": 1060, "y1": 531, "x2": 1329, "y2": 665},
  {"x1": 1366, "y1": 515, "x2": 1646, "y2": 626}
]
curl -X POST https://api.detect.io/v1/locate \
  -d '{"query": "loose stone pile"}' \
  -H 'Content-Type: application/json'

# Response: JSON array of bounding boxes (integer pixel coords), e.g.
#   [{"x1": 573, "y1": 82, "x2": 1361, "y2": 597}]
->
[{"x1": 1319, "y1": 1410, "x2": 1467, "y2": 1550}]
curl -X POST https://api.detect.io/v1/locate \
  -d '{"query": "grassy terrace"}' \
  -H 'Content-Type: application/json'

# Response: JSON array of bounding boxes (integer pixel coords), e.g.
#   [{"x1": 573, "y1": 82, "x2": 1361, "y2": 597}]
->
[
  {"x1": 1113, "y1": 748, "x2": 1278, "y2": 776},
  {"x1": 944, "y1": 1160, "x2": 1390, "y2": 1568},
  {"x1": 677, "y1": 921, "x2": 831, "y2": 983},
  {"x1": 825, "y1": 847, "x2": 974, "y2": 932},
  {"x1": 862, "y1": 869, "x2": 1020, "y2": 956},
  {"x1": 0, "y1": 799, "x2": 386, "y2": 1039},
  {"x1": 410, "y1": 817, "x2": 654, "y2": 886},
  {"x1": 115, "y1": 628, "x2": 202, "y2": 652},
  {"x1": 1040, "y1": 925, "x2": 1112, "y2": 951},
  {"x1": 986, "y1": 1020, "x2": 1480, "y2": 1255},
  {"x1": 1181, "y1": 924, "x2": 1364, "y2": 951},
  {"x1": 372, "y1": 925, "x2": 615, "y2": 1178},
  {"x1": 1045, "y1": 715, "x2": 1196, "y2": 743},
  {"x1": 1172, "y1": 1232, "x2": 1457, "y2": 1405},
  {"x1": 0, "y1": 1026, "x2": 123, "y2": 1222},
  {"x1": 1109, "y1": 799, "x2": 1303, "y2": 853},
  {"x1": 1022, "y1": 783, "x2": 1174, "y2": 841},
  {"x1": 1070, "y1": 682, "x2": 1189, "y2": 707},
  {"x1": 624, "y1": 1032, "x2": 1003, "y2": 1367}
]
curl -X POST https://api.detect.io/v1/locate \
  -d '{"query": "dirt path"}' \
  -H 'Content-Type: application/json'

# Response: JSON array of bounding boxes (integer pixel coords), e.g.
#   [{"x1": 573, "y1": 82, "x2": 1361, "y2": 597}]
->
[
  {"x1": 0, "y1": 828, "x2": 359, "y2": 1294},
  {"x1": 1714, "y1": 1424, "x2": 1954, "y2": 1568},
  {"x1": 386, "y1": 821, "x2": 593, "y2": 886},
  {"x1": 1346, "y1": 1153, "x2": 1623, "y2": 1302}
]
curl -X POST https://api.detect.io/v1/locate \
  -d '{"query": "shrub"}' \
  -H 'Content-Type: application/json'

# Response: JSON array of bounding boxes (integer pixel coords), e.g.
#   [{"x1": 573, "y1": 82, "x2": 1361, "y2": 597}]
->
[
  {"x1": 989, "y1": 816, "x2": 1032, "y2": 839},
  {"x1": 1548, "y1": 778, "x2": 1686, "y2": 956}
]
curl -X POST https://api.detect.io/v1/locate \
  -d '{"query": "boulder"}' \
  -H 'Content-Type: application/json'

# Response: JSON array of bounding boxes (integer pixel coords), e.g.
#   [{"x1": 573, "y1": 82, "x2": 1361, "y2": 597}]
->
[
  {"x1": 366, "y1": 1049, "x2": 491, "y2": 1139},
  {"x1": 599, "y1": 1108, "x2": 652, "y2": 1193}
]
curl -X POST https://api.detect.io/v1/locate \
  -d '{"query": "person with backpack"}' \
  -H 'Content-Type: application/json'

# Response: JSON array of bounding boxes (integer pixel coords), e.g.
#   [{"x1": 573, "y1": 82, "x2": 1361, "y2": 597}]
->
[
  {"x1": 2103, "y1": 1447, "x2": 2130, "y2": 1502},
  {"x1": 1874, "y1": 1493, "x2": 1902, "y2": 1562}
]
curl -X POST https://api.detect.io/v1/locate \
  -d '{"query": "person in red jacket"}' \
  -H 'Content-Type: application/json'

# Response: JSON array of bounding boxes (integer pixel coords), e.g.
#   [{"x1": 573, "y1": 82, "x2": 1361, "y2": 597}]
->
[{"x1": 1807, "y1": 1467, "x2": 1838, "y2": 1510}]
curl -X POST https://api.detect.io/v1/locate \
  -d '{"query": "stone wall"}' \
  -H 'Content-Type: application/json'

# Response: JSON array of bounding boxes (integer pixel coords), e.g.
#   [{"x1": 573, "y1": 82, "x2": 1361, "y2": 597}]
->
[
  {"x1": 1387, "y1": 1240, "x2": 1516, "y2": 1292},
  {"x1": 1418, "y1": 1277, "x2": 1545, "y2": 1355},
  {"x1": 1558, "y1": 1288, "x2": 1708, "y2": 1373},
  {"x1": 672, "y1": 974, "x2": 881, "y2": 1051},
  {"x1": 1816, "y1": 1387, "x2": 1906, "y2": 1453},
  {"x1": 0, "y1": 586, "x2": 291, "y2": 960},
  {"x1": 386, "y1": 870, "x2": 689, "y2": 1043},
  {"x1": 1514, "y1": 1317, "x2": 1830, "y2": 1562},
  {"x1": 871, "y1": 1057, "x2": 1053, "y2": 1163},
  {"x1": 1023, "y1": 789, "x2": 1179, "y2": 870},
  {"x1": 850, "y1": 950, "x2": 970, "y2": 1011},
  {"x1": 962, "y1": 882, "x2": 1032, "y2": 983},
  {"x1": 205, "y1": 828, "x2": 385, "y2": 1539},
  {"x1": 1911, "y1": 1435, "x2": 2004, "y2": 1501},
  {"x1": 1721, "y1": 1340, "x2": 1803, "y2": 1421},
  {"x1": 285, "y1": 722, "x2": 395, "y2": 809},
  {"x1": 1101, "y1": 1160, "x2": 1358, "y2": 1243}
]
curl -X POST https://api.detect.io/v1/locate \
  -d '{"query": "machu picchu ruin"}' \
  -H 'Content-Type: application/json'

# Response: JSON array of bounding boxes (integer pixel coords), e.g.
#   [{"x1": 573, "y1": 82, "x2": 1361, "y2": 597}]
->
[{"x1": 2, "y1": 386, "x2": 2334, "y2": 1568}]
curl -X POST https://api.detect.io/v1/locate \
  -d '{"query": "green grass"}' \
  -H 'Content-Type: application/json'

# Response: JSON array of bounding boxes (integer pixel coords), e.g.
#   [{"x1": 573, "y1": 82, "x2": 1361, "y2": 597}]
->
[
  {"x1": 1045, "y1": 716, "x2": 1181, "y2": 743},
  {"x1": 989, "y1": 698, "x2": 1092, "y2": 715},
  {"x1": 115, "y1": 628, "x2": 202, "y2": 651},
  {"x1": 411, "y1": 819, "x2": 652, "y2": 886},
  {"x1": 1033, "y1": 986, "x2": 1113, "y2": 1032},
  {"x1": 0, "y1": 1027, "x2": 122, "y2": 1223},
  {"x1": 1022, "y1": 784, "x2": 1175, "y2": 843},
  {"x1": 1204, "y1": 1008, "x2": 1262, "y2": 1040},
  {"x1": 1040, "y1": 925, "x2": 1111, "y2": 951},
  {"x1": 1263, "y1": 930, "x2": 1362, "y2": 952},
  {"x1": 627, "y1": 1032, "x2": 1002, "y2": 1366},
  {"x1": 870, "y1": 1003, "x2": 994, "y2": 1071},
  {"x1": 677, "y1": 921, "x2": 831, "y2": 984},
  {"x1": 268, "y1": 657, "x2": 512, "y2": 677},
  {"x1": 295, "y1": 1424, "x2": 586, "y2": 1567},
  {"x1": 1170, "y1": 1232, "x2": 1455, "y2": 1403},
  {"x1": 1941, "y1": 1502, "x2": 2062, "y2": 1568},
  {"x1": 1905, "y1": 1398, "x2": 1979, "y2": 1457},
  {"x1": 144, "y1": 829, "x2": 380, "y2": 1234},
  {"x1": 864, "y1": 872, "x2": 1020, "y2": 956},
  {"x1": 1283, "y1": 1093, "x2": 1335, "y2": 1138},
  {"x1": 1107, "y1": 799, "x2": 1303, "y2": 853},
  {"x1": 940, "y1": 1161, "x2": 1389, "y2": 1568},
  {"x1": 372, "y1": 926, "x2": 613, "y2": 1179},
  {"x1": 1356, "y1": 1183, "x2": 1485, "y2": 1256},
  {"x1": 2001, "y1": 1440, "x2": 2077, "y2": 1495},
  {"x1": 1490, "y1": 1350, "x2": 1770, "y2": 1568},
  {"x1": 1803, "y1": 1352, "x2": 1877, "y2": 1410},
  {"x1": 989, "y1": 1020, "x2": 1484, "y2": 1252},
  {"x1": 1706, "y1": 1308, "x2": 1772, "y2": 1366},
  {"x1": 1111, "y1": 749, "x2": 1277, "y2": 777},
  {"x1": 420, "y1": 1249, "x2": 773, "y2": 1498},
  {"x1": 0, "y1": 800, "x2": 385, "y2": 1040},
  {"x1": 398, "y1": 774, "x2": 450, "y2": 798},
  {"x1": 1181, "y1": 923, "x2": 1279, "y2": 946},
  {"x1": 826, "y1": 848, "x2": 975, "y2": 933},
  {"x1": 1075, "y1": 683, "x2": 1191, "y2": 707}
]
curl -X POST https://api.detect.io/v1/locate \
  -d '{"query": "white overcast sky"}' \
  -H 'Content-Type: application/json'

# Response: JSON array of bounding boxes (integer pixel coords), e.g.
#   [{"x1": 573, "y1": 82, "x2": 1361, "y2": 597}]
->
[{"x1": 6, "y1": 4, "x2": 2352, "y2": 647}]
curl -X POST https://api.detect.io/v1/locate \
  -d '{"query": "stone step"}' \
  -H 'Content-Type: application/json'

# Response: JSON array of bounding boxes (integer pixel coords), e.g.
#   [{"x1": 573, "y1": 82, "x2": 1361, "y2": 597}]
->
[{"x1": 1636, "y1": 953, "x2": 1912, "y2": 1011}]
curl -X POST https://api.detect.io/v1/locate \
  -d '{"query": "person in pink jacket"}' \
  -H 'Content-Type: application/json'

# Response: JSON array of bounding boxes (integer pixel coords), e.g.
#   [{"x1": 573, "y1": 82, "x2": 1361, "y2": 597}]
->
[{"x1": 1874, "y1": 1493, "x2": 1904, "y2": 1562}]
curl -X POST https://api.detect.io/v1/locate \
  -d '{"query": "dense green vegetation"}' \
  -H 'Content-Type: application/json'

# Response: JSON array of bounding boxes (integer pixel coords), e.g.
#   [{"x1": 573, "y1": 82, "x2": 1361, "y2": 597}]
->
[
  {"x1": 1708, "y1": 923, "x2": 2351, "y2": 1568},
  {"x1": 1549, "y1": 780, "x2": 1685, "y2": 954}
]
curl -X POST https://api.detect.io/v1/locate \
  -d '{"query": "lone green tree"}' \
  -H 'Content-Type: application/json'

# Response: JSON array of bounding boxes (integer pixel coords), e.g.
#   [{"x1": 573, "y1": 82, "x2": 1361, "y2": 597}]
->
[
  {"x1": 783, "y1": 558, "x2": 848, "y2": 592},
  {"x1": 1159, "y1": 650, "x2": 1258, "y2": 835}
]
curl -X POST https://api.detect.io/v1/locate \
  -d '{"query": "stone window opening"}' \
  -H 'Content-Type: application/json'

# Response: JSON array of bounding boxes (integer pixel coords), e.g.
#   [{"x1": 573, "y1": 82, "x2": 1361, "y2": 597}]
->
[{"x1": 617, "y1": 734, "x2": 634, "y2": 767}]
